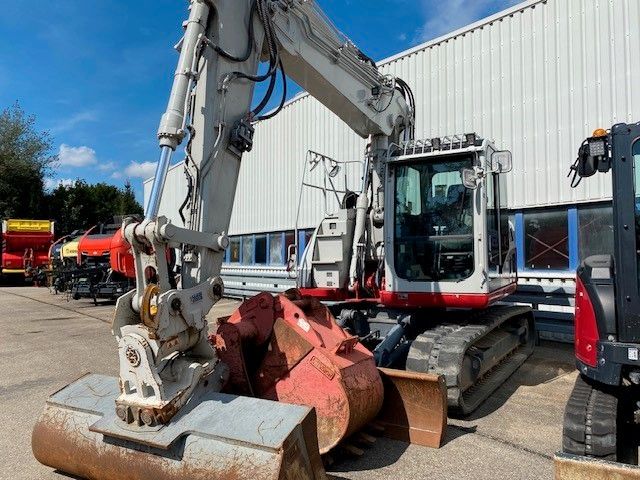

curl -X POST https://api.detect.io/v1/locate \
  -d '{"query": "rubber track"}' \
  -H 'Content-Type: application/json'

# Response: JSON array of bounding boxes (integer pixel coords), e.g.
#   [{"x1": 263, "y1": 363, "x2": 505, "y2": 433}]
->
[
  {"x1": 406, "y1": 305, "x2": 534, "y2": 415},
  {"x1": 562, "y1": 374, "x2": 618, "y2": 460}
]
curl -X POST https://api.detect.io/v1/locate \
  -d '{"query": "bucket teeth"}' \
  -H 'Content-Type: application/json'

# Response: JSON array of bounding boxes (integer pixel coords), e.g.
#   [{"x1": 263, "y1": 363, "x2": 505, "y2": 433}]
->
[
  {"x1": 355, "y1": 432, "x2": 377, "y2": 446},
  {"x1": 341, "y1": 443, "x2": 365, "y2": 457}
]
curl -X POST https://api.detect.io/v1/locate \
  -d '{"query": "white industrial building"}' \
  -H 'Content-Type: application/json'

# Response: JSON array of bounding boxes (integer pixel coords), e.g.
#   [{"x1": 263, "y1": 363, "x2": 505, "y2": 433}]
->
[{"x1": 145, "y1": 0, "x2": 640, "y2": 340}]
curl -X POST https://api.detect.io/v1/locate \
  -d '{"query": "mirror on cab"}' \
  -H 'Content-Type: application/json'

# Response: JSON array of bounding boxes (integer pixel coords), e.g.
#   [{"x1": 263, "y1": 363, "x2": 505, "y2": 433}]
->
[
  {"x1": 461, "y1": 168, "x2": 480, "y2": 190},
  {"x1": 490, "y1": 150, "x2": 513, "y2": 174}
]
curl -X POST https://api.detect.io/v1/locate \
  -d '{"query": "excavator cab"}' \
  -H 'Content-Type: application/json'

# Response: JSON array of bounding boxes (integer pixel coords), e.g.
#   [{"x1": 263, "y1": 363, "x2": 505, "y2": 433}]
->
[
  {"x1": 383, "y1": 135, "x2": 517, "y2": 309},
  {"x1": 556, "y1": 123, "x2": 640, "y2": 478},
  {"x1": 297, "y1": 135, "x2": 518, "y2": 306}
]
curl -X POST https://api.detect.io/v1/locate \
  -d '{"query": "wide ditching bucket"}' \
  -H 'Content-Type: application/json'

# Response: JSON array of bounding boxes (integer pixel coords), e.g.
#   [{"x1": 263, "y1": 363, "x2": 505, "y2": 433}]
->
[{"x1": 32, "y1": 374, "x2": 326, "y2": 480}]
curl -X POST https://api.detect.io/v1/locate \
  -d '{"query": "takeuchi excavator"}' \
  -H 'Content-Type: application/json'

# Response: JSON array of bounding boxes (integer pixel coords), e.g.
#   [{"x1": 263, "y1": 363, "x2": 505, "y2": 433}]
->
[
  {"x1": 294, "y1": 133, "x2": 535, "y2": 414},
  {"x1": 32, "y1": 1, "x2": 529, "y2": 479}
]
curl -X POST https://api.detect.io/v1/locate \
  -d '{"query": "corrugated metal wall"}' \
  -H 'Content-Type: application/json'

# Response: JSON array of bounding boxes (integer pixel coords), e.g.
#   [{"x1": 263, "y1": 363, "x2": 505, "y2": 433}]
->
[{"x1": 145, "y1": 0, "x2": 640, "y2": 236}]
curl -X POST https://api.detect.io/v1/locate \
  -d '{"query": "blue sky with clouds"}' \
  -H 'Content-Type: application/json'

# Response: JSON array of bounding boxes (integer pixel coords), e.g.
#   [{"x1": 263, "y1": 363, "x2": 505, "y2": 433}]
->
[{"x1": 0, "y1": 0, "x2": 517, "y2": 202}]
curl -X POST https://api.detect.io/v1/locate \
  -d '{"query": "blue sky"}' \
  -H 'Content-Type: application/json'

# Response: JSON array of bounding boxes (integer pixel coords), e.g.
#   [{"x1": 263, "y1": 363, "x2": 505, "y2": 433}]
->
[{"x1": 0, "y1": 0, "x2": 517, "y2": 203}]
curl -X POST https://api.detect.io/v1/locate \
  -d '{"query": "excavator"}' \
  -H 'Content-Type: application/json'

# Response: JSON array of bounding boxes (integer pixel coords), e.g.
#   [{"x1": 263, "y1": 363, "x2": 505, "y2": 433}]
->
[
  {"x1": 32, "y1": 1, "x2": 530, "y2": 478},
  {"x1": 294, "y1": 133, "x2": 535, "y2": 414},
  {"x1": 33, "y1": 2, "x2": 444, "y2": 479},
  {"x1": 555, "y1": 124, "x2": 640, "y2": 479}
]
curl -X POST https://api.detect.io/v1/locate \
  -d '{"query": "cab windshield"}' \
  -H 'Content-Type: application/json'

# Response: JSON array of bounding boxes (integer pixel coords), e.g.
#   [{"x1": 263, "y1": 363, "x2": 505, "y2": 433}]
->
[{"x1": 394, "y1": 156, "x2": 474, "y2": 281}]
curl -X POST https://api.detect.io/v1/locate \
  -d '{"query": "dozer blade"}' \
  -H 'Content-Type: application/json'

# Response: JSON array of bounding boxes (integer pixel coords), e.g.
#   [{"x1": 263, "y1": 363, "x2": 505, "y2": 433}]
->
[
  {"x1": 554, "y1": 453, "x2": 640, "y2": 480},
  {"x1": 376, "y1": 368, "x2": 447, "y2": 448},
  {"x1": 32, "y1": 374, "x2": 326, "y2": 480}
]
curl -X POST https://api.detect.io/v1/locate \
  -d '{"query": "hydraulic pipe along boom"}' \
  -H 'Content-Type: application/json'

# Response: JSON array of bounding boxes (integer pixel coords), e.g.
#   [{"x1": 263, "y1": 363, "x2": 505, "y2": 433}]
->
[{"x1": 146, "y1": 0, "x2": 210, "y2": 219}]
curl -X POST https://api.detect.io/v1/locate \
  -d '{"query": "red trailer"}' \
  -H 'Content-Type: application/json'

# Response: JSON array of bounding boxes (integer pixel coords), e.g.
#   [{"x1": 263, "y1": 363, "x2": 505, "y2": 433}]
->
[{"x1": 1, "y1": 219, "x2": 54, "y2": 279}]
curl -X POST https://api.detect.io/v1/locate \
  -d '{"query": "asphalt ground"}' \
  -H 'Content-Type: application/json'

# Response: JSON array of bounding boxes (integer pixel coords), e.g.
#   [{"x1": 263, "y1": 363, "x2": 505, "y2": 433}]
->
[{"x1": 0, "y1": 286, "x2": 577, "y2": 480}]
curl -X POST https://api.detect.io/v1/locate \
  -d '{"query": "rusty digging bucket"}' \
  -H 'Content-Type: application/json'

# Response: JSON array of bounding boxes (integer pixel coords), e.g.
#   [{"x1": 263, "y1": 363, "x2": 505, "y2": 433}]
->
[
  {"x1": 214, "y1": 291, "x2": 447, "y2": 453},
  {"x1": 32, "y1": 373, "x2": 326, "y2": 480},
  {"x1": 214, "y1": 291, "x2": 383, "y2": 453}
]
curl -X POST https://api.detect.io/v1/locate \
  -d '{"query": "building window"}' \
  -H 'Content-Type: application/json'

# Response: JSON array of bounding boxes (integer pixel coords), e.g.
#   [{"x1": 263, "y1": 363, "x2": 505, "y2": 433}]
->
[
  {"x1": 579, "y1": 204, "x2": 614, "y2": 262},
  {"x1": 524, "y1": 208, "x2": 569, "y2": 270},
  {"x1": 242, "y1": 236, "x2": 254, "y2": 265},
  {"x1": 229, "y1": 237, "x2": 241, "y2": 263},
  {"x1": 269, "y1": 233, "x2": 283, "y2": 265},
  {"x1": 255, "y1": 235, "x2": 267, "y2": 264}
]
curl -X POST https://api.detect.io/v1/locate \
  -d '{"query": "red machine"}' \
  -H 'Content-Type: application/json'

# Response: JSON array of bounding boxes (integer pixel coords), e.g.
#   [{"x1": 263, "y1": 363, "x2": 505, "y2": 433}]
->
[
  {"x1": 1, "y1": 219, "x2": 54, "y2": 279},
  {"x1": 77, "y1": 227, "x2": 111, "y2": 266},
  {"x1": 71, "y1": 226, "x2": 136, "y2": 302},
  {"x1": 109, "y1": 227, "x2": 135, "y2": 279},
  {"x1": 75, "y1": 225, "x2": 135, "y2": 278}
]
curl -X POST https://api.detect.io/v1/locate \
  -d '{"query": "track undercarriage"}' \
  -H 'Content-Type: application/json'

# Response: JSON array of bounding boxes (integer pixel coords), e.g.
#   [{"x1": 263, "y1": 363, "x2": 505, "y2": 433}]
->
[{"x1": 335, "y1": 304, "x2": 536, "y2": 416}]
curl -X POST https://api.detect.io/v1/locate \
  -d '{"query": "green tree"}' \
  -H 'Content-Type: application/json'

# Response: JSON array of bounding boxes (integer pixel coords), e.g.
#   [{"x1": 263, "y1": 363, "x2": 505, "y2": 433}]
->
[
  {"x1": 120, "y1": 181, "x2": 143, "y2": 217},
  {"x1": 45, "y1": 180, "x2": 143, "y2": 236},
  {"x1": 0, "y1": 103, "x2": 56, "y2": 219}
]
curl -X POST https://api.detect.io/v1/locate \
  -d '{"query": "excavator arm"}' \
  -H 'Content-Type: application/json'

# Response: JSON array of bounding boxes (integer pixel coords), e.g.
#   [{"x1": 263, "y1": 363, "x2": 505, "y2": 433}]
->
[{"x1": 118, "y1": 0, "x2": 413, "y2": 426}]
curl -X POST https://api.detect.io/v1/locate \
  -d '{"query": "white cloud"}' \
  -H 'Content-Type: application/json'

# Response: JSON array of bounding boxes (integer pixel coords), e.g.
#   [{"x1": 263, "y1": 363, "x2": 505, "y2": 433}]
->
[
  {"x1": 125, "y1": 161, "x2": 157, "y2": 180},
  {"x1": 58, "y1": 144, "x2": 98, "y2": 168},
  {"x1": 111, "y1": 171, "x2": 123, "y2": 180},
  {"x1": 415, "y1": 0, "x2": 519, "y2": 43},
  {"x1": 44, "y1": 178, "x2": 76, "y2": 191},
  {"x1": 50, "y1": 110, "x2": 98, "y2": 134},
  {"x1": 98, "y1": 161, "x2": 117, "y2": 172}
]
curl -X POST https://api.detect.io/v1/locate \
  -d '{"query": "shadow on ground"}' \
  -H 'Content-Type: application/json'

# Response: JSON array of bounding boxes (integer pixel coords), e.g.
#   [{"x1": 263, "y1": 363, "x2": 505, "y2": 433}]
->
[{"x1": 327, "y1": 437, "x2": 409, "y2": 474}]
